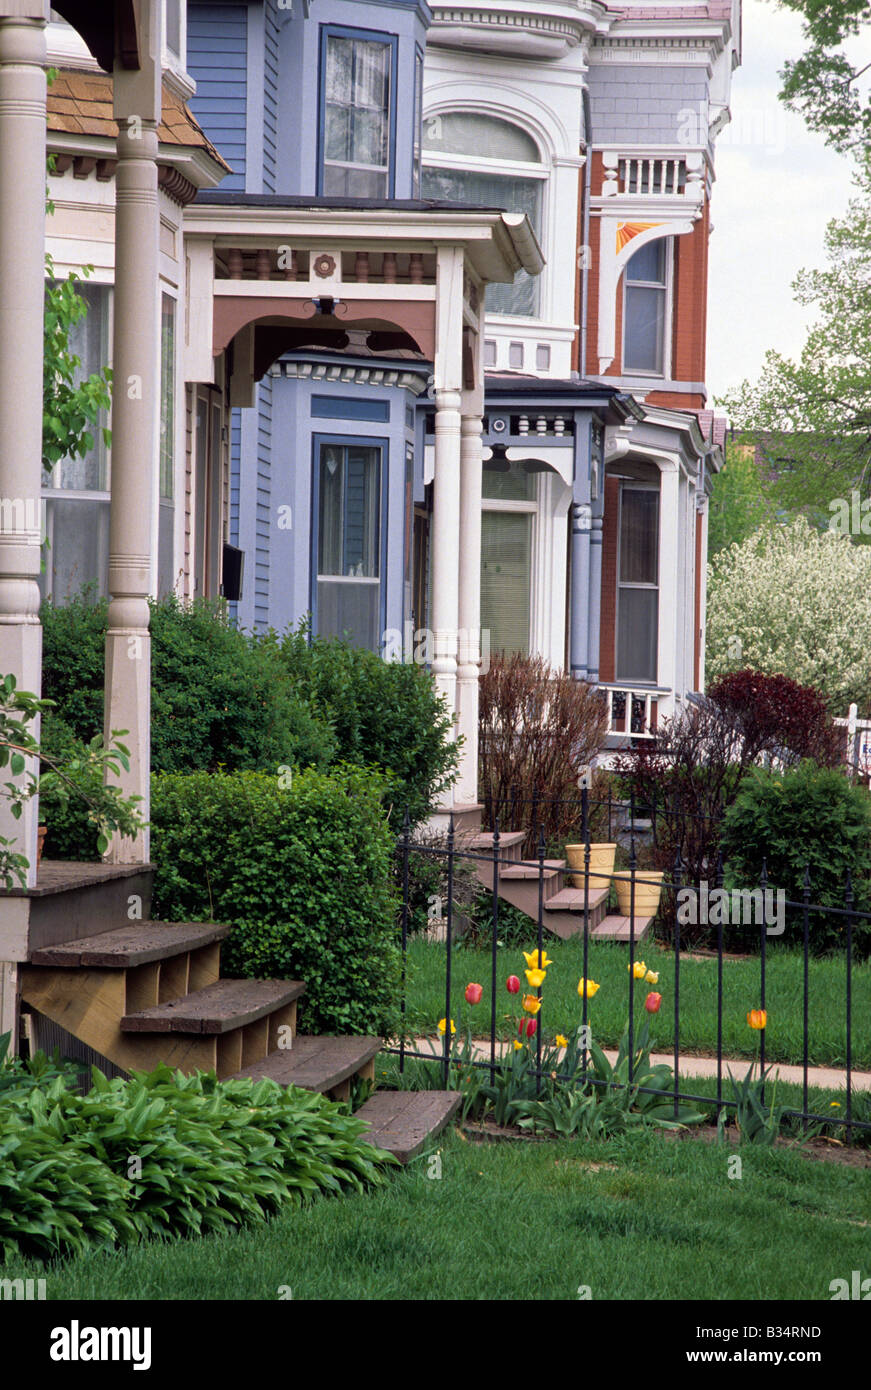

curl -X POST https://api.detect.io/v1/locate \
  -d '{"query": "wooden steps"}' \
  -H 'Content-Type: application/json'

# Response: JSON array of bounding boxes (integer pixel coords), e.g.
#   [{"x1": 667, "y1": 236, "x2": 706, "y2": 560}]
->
[
  {"x1": 355, "y1": 1090, "x2": 463, "y2": 1163},
  {"x1": 121, "y1": 978, "x2": 305, "y2": 1034},
  {"x1": 231, "y1": 1034, "x2": 380, "y2": 1102},
  {"x1": 30, "y1": 921, "x2": 229, "y2": 968}
]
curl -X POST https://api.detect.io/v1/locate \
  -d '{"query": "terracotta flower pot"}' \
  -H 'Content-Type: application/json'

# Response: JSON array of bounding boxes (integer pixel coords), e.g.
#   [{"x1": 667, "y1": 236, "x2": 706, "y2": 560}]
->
[
  {"x1": 615, "y1": 869, "x2": 664, "y2": 919},
  {"x1": 564, "y1": 841, "x2": 617, "y2": 891},
  {"x1": 37, "y1": 825, "x2": 47, "y2": 865}
]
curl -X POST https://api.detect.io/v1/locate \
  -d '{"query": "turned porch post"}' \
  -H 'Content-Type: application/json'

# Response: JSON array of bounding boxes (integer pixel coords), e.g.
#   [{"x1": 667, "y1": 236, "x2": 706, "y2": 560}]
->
[{"x1": 0, "y1": 9, "x2": 47, "y2": 886}]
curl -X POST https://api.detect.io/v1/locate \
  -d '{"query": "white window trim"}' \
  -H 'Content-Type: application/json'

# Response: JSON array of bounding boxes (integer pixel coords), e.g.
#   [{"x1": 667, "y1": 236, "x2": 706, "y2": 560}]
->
[
  {"x1": 615, "y1": 481, "x2": 660, "y2": 686},
  {"x1": 621, "y1": 238, "x2": 673, "y2": 379}
]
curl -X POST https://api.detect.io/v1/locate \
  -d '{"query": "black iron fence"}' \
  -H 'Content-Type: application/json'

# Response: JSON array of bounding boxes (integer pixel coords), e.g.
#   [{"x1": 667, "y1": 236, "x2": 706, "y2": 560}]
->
[{"x1": 390, "y1": 791, "x2": 871, "y2": 1143}]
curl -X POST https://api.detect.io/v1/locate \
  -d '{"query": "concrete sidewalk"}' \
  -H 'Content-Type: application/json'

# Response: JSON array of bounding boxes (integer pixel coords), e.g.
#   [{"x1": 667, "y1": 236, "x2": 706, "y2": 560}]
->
[{"x1": 409, "y1": 1038, "x2": 871, "y2": 1093}]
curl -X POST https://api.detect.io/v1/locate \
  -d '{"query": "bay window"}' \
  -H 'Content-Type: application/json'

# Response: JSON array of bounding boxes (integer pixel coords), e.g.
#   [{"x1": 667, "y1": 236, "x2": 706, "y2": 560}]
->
[
  {"x1": 320, "y1": 29, "x2": 395, "y2": 198},
  {"x1": 314, "y1": 438, "x2": 383, "y2": 649}
]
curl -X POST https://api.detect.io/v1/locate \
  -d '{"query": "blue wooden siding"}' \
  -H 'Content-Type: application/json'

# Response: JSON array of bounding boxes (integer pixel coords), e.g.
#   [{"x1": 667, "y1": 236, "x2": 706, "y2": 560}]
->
[
  {"x1": 187, "y1": 4, "x2": 248, "y2": 190},
  {"x1": 263, "y1": 0, "x2": 279, "y2": 193}
]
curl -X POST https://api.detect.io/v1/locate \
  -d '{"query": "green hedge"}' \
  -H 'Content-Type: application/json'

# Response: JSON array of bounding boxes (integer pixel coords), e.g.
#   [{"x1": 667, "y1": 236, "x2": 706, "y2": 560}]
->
[
  {"x1": 277, "y1": 625, "x2": 458, "y2": 828},
  {"x1": 40, "y1": 592, "x2": 336, "y2": 776},
  {"x1": 150, "y1": 766, "x2": 401, "y2": 1036},
  {"x1": 721, "y1": 761, "x2": 871, "y2": 954},
  {"x1": 0, "y1": 1046, "x2": 395, "y2": 1264}
]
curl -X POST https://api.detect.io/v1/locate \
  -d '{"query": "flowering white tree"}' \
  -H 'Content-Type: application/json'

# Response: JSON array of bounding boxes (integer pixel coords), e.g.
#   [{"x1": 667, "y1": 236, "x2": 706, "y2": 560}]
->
[{"x1": 707, "y1": 517, "x2": 871, "y2": 712}]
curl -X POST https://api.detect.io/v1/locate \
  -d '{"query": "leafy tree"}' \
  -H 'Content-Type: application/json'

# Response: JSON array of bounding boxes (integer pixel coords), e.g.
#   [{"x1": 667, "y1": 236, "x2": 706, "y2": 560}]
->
[
  {"x1": 773, "y1": 0, "x2": 871, "y2": 153},
  {"x1": 42, "y1": 256, "x2": 113, "y2": 477},
  {"x1": 717, "y1": 162, "x2": 871, "y2": 523},
  {"x1": 707, "y1": 442, "x2": 775, "y2": 555},
  {"x1": 706, "y1": 516, "x2": 871, "y2": 713}
]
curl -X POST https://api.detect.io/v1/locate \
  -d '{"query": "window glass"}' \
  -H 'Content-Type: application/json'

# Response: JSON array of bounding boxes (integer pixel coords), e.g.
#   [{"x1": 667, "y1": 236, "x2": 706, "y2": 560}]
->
[
  {"x1": 316, "y1": 442, "x2": 382, "y2": 649},
  {"x1": 420, "y1": 165, "x2": 541, "y2": 315},
  {"x1": 46, "y1": 281, "x2": 110, "y2": 492},
  {"x1": 623, "y1": 239, "x2": 668, "y2": 374},
  {"x1": 482, "y1": 461, "x2": 535, "y2": 501},
  {"x1": 423, "y1": 113, "x2": 541, "y2": 163},
  {"x1": 481, "y1": 510, "x2": 531, "y2": 655},
  {"x1": 323, "y1": 35, "x2": 391, "y2": 198},
  {"x1": 617, "y1": 487, "x2": 659, "y2": 682},
  {"x1": 165, "y1": 0, "x2": 182, "y2": 57},
  {"x1": 159, "y1": 296, "x2": 175, "y2": 500}
]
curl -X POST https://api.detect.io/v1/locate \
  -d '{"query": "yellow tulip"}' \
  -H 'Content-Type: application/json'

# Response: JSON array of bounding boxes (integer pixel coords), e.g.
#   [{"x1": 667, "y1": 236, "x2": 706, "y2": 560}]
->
[
  {"x1": 645, "y1": 970, "x2": 659, "y2": 985},
  {"x1": 522, "y1": 993, "x2": 542, "y2": 1015},
  {"x1": 525, "y1": 967, "x2": 547, "y2": 988},
  {"x1": 437, "y1": 1017, "x2": 456, "y2": 1035},
  {"x1": 513, "y1": 1038, "x2": 523, "y2": 1051},
  {"x1": 746, "y1": 1009, "x2": 767, "y2": 1031},
  {"x1": 577, "y1": 977, "x2": 600, "y2": 998},
  {"x1": 627, "y1": 960, "x2": 647, "y2": 980},
  {"x1": 523, "y1": 949, "x2": 554, "y2": 971},
  {"x1": 555, "y1": 1034, "x2": 569, "y2": 1049}
]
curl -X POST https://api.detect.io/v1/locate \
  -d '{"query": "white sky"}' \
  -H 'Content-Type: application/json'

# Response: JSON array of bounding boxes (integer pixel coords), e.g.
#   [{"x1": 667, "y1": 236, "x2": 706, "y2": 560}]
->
[{"x1": 706, "y1": 0, "x2": 858, "y2": 404}]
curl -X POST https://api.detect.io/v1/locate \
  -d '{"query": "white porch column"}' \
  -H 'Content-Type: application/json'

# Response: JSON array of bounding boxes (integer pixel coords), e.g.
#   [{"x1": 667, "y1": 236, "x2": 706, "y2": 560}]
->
[
  {"x1": 0, "y1": 11, "x2": 47, "y2": 886},
  {"x1": 657, "y1": 462, "x2": 680, "y2": 708},
  {"x1": 104, "y1": 15, "x2": 161, "y2": 863},
  {"x1": 430, "y1": 387, "x2": 462, "y2": 767},
  {"x1": 696, "y1": 493, "x2": 710, "y2": 691},
  {"x1": 455, "y1": 412, "x2": 483, "y2": 807}
]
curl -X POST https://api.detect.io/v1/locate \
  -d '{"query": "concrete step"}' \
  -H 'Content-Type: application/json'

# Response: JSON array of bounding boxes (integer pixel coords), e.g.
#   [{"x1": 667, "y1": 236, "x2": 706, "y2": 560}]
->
[
  {"x1": 230, "y1": 1034, "x2": 381, "y2": 1102},
  {"x1": 355, "y1": 1089, "x2": 463, "y2": 1163},
  {"x1": 592, "y1": 914, "x2": 654, "y2": 942}
]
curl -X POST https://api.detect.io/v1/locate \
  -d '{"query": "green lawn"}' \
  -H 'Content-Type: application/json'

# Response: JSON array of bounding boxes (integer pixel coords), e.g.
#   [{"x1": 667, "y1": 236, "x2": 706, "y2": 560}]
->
[
  {"x1": 6, "y1": 1126, "x2": 869, "y2": 1300},
  {"x1": 401, "y1": 937, "x2": 871, "y2": 1070}
]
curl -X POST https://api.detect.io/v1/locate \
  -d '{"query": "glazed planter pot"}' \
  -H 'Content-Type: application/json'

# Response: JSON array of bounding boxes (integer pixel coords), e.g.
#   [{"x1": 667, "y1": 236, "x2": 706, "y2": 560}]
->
[
  {"x1": 614, "y1": 869, "x2": 664, "y2": 919},
  {"x1": 564, "y1": 841, "x2": 617, "y2": 891}
]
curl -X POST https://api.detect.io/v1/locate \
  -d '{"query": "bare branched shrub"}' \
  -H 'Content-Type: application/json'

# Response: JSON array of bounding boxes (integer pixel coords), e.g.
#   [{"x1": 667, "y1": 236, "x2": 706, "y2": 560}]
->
[{"x1": 478, "y1": 653, "x2": 609, "y2": 854}]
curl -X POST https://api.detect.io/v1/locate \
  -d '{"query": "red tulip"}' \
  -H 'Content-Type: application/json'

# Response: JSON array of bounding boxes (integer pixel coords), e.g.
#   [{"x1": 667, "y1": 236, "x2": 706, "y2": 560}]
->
[
  {"x1": 465, "y1": 982, "x2": 483, "y2": 1006},
  {"x1": 525, "y1": 1017, "x2": 538, "y2": 1038},
  {"x1": 645, "y1": 992, "x2": 662, "y2": 1014},
  {"x1": 506, "y1": 975, "x2": 520, "y2": 994}
]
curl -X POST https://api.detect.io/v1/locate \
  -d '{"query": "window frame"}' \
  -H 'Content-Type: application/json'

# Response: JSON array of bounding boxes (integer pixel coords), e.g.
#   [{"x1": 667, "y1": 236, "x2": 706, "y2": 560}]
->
[
  {"x1": 310, "y1": 432, "x2": 389, "y2": 649},
  {"x1": 317, "y1": 25, "x2": 399, "y2": 200},
  {"x1": 621, "y1": 236, "x2": 673, "y2": 378},
  {"x1": 615, "y1": 481, "x2": 660, "y2": 685}
]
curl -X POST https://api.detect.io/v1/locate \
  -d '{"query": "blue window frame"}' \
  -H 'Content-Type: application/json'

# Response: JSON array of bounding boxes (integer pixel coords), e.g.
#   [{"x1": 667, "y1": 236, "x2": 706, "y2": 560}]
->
[
  {"x1": 318, "y1": 25, "x2": 398, "y2": 199},
  {"x1": 311, "y1": 433, "x2": 388, "y2": 649}
]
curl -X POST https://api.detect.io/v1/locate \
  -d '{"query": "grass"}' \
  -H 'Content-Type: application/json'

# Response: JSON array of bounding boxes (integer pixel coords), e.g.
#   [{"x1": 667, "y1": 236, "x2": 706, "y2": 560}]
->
[
  {"x1": 4, "y1": 1125, "x2": 868, "y2": 1300},
  {"x1": 401, "y1": 936, "x2": 871, "y2": 1070}
]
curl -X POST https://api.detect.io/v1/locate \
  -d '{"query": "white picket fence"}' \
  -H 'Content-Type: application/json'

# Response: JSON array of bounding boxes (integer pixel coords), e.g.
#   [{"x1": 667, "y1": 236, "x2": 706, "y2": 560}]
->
[{"x1": 834, "y1": 703, "x2": 871, "y2": 783}]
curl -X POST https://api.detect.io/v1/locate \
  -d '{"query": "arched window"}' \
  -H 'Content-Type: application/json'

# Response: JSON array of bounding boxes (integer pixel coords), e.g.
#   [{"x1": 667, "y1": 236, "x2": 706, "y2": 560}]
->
[{"x1": 421, "y1": 113, "x2": 545, "y2": 317}]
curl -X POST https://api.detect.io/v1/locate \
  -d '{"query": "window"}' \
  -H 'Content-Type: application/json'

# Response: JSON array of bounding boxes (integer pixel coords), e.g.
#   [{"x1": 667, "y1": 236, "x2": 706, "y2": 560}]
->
[
  {"x1": 320, "y1": 29, "x2": 395, "y2": 198},
  {"x1": 314, "y1": 439, "x2": 383, "y2": 649},
  {"x1": 412, "y1": 47, "x2": 424, "y2": 198},
  {"x1": 480, "y1": 461, "x2": 537, "y2": 656},
  {"x1": 616, "y1": 486, "x2": 659, "y2": 683},
  {"x1": 40, "y1": 280, "x2": 111, "y2": 603},
  {"x1": 421, "y1": 113, "x2": 545, "y2": 317},
  {"x1": 509, "y1": 342, "x2": 524, "y2": 369},
  {"x1": 165, "y1": 0, "x2": 182, "y2": 58},
  {"x1": 623, "y1": 239, "x2": 670, "y2": 375}
]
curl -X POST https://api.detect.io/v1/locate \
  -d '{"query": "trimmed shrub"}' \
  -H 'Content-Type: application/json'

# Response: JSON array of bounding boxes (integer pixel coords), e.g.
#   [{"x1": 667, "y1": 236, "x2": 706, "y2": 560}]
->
[
  {"x1": 150, "y1": 766, "x2": 401, "y2": 1035},
  {"x1": 707, "y1": 670, "x2": 842, "y2": 767},
  {"x1": 277, "y1": 626, "x2": 458, "y2": 827},
  {"x1": 40, "y1": 592, "x2": 336, "y2": 776},
  {"x1": 720, "y1": 761, "x2": 871, "y2": 954},
  {"x1": 0, "y1": 1046, "x2": 394, "y2": 1264}
]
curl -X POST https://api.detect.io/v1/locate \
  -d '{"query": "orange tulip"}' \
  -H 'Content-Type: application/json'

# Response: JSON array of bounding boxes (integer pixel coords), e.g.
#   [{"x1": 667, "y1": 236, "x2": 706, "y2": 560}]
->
[
  {"x1": 747, "y1": 1009, "x2": 767, "y2": 1030},
  {"x1": 645, "y1": 992, "x2": 662, "y2": 1014}
]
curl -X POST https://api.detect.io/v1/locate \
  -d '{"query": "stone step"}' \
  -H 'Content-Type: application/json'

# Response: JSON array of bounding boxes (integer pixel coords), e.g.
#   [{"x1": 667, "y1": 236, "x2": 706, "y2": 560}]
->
[
  {"x1": 29, "y1": 921, "x2": 230, "y2": 968},
  {"x1": 355, "y1": 1090, "x2": 463, "y2": 1163},
  {"x1": 592, "y1": 914, "x2": 654, "y2": 942},
  {"x1": 544, "y1": 884, "x2": 610, "y2": 913},
  {"x1": 121, "y1": 978, "x2": 305, "y2": 1034},
  {"x1": 230, "y1": 1034, "x2": 381, "y2": 1100}
]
